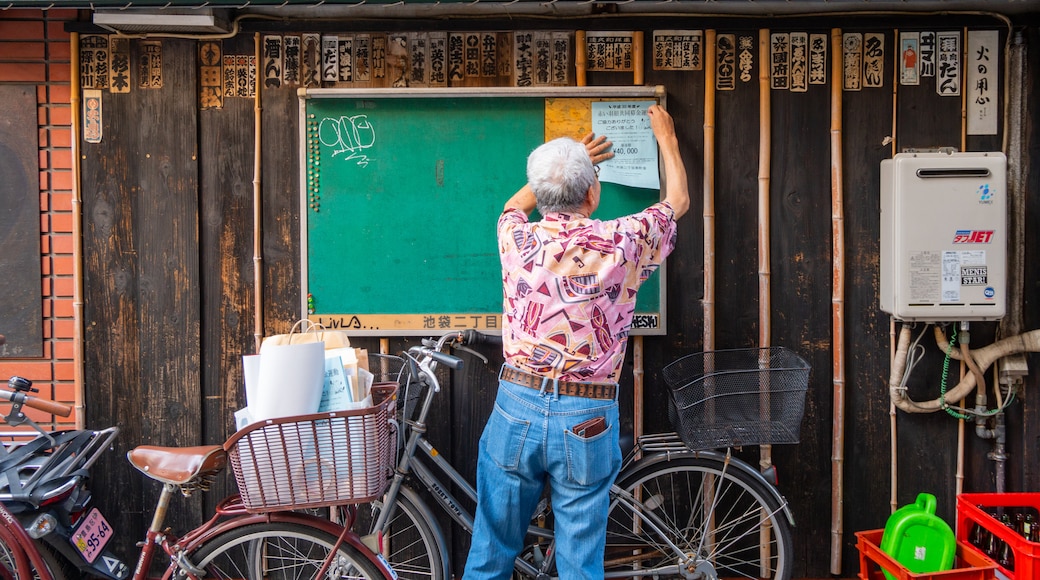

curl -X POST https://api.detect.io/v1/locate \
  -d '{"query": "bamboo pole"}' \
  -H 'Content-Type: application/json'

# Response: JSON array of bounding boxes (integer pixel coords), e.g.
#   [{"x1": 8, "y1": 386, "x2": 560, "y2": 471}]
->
[
  {"x1": 757, "y1": 30, "x2": 775, "y2": 577},
  {"x1": 253, "y1": 33, "x2": 265, "y2": 351},
  {"x1": 829, "y1": 26, "x2": 846, "y2": 576},
  {"x1": 756, "y1": 28, "x2": 773, "y2": 473},
  {"x1": 630, "y1": 32, "x2": 648, "y2": 446},
  {"x1": 70, "y1": 33, "x2": 85, "y2": 429},
  {"x1": 575, "y1": 30, "x2": 587, "y2": 87},
  {"x1": 633, "y1": 336, "x2": 643, "y2": 441},
  {"x1": 703, "y1": 30, "x2": 717, "y2": 352},
  {"x1": 956, "y1": 26, "x2": 969, "y2": 497},
  {"x1": 632, "y1": 31, "x2": 644, "y2": 86}
]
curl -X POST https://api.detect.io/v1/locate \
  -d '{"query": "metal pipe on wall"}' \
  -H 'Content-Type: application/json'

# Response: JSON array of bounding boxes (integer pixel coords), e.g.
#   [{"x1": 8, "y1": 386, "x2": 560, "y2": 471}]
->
[
  {"x1": 888, "y1": 30, "x2": 900, "y2": 517},
  {"x1": 70, "y1": 33, "x2": 85, "y2": 429},
  {"x1": 828, "y1": 26, "x2": 846, "y2": 576},
  {"x1": 1004, "y1": 30, "x2": 1027, "y2": 338},
  {"x1": 703, "y1": 29, "x2": 717, "y2": 352}
]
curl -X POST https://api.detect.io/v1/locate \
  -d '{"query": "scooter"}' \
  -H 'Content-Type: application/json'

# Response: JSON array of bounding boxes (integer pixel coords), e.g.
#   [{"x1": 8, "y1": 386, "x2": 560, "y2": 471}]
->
[{"x1": 0, "y1": 375, "x2": 129, "y2": 579}]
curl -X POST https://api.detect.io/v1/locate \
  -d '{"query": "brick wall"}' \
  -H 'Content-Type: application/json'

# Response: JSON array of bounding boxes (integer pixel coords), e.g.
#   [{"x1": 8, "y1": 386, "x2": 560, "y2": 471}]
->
[{"x1": 0, "y1": 9, "x2": 78, "y2": 429}]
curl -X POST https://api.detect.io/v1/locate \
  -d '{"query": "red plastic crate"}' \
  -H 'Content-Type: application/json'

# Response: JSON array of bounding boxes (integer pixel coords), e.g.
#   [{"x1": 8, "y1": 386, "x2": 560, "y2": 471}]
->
[
  {"x1": 857, "y1": 529, "x2": 996, "y2": 580},
  {"x1": 956, "y1": 492, "x2": 1040, "y2": 580}
]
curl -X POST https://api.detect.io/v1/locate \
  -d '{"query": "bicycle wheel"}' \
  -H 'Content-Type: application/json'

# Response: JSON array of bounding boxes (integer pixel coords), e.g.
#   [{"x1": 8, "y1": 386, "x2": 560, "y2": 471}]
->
[
  {"x1": 356, "y1": 485, "x2": 449, "y2": 580},
  {"x1": 186, "y1": 522, "x2": 386, "y2": 580},
  {"x1": 607, "y1": 454, "x2": 794, "y2": 579},
  {"x1": 0, "y1": 537, "x2": 67, "y2": 580}
]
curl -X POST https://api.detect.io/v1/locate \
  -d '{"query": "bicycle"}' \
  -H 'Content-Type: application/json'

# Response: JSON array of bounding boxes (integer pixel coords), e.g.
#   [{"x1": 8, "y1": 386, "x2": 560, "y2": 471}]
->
[
  {"x1": 358, "y1": 329, "x2": 810, "y2": 580},
  {"x1": 0, "y1": 363, "x2": 398, "y2": 580}
]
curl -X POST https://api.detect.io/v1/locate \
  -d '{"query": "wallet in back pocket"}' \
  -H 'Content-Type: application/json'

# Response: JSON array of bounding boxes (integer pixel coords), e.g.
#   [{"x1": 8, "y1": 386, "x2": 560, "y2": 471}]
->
[{"x1": 571, "y1": 416, "x2": 607, "y2": 438}]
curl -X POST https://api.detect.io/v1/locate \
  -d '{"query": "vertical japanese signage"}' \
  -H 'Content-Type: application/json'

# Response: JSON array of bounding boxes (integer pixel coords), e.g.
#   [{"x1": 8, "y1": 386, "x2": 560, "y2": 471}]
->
[
  {"x1": 862, "y1": 33, "x2": 884, "y2": 88},
  {"x1": 967, "y1": 30, "x2": 998, "y2": 135},
  {"x1": 808, "y1": 33, "x2": 827, "y2": 85},
  {"x1": 652, "y1": 30, "x2": 703, "y2": 71},
  {"x1": 716, "y1": 34, "x2": 735, "y2": 91},
  {"x1": 585, "y1": 32, "x2": 634, "y2": 71},
  {"x1": 936, "y1": 31, "x2": 961, "y2": 96},
  {"x1": 842, "y1": 33, "x2": 863, "y2": 91},
  {"x1": 770, "y1": 32, "x2": 790, "y2": 90}
]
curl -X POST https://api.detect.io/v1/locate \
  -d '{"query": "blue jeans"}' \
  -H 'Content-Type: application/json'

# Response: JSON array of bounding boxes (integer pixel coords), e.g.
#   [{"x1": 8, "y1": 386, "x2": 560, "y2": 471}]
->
[{"x1": 463, "y1": 369, "x2": 622, "y2": 580}]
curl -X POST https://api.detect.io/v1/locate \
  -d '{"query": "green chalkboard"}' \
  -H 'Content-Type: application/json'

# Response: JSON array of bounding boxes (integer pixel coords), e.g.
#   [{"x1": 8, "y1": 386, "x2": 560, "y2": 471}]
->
[{"x1": 301, "y1": 87, "x2": 666, "y2": 336}]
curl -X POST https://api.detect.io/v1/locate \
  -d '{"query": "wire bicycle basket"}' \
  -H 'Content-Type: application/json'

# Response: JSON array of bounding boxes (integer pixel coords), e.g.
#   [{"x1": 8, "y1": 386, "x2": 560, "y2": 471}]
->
[
  {"x1": 662, "y1": 347, "x2": 811, "y2": 451},
  {"x1": 225, "y1": 384, "x2": 397, "y2": 513}
]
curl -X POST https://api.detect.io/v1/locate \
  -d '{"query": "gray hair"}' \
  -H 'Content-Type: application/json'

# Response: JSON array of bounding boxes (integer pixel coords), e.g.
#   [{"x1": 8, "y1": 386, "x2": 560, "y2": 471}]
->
[{"x1": 526, "y1": 137, "x2": 596, "y2": 214}]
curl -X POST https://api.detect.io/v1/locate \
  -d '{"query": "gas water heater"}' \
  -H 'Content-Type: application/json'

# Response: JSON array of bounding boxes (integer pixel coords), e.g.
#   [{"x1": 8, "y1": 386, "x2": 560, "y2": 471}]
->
[{"x1": 880, "y1": 151, "x2": 1007, "y2": 322}]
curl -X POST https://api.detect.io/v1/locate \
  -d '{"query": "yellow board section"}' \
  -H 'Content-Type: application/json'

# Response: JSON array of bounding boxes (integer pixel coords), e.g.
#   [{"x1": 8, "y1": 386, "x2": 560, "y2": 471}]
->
[
  {"x1": 544, "y1": 96, "x2": 661, "y2": 141},
  {"x1": 313, "y1": 314, "x2": 503, "y2": 334}
]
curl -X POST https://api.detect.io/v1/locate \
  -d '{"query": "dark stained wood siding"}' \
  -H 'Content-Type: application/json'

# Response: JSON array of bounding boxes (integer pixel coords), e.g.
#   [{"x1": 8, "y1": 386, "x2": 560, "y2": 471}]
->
[
  {"x1": 76, "y1": 17, "x2": 1040, "y2": 579},
  {"x1": 82, "y1": 38, "x2": 203, "y2": 560}
]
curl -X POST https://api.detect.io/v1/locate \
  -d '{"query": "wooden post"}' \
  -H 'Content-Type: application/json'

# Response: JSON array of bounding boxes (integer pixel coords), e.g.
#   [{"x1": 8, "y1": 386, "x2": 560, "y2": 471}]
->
[
  {"x1": 575, "y1": 30, "x2": 587, "y2": 87},
  {"x1": 633, "y1": 31, "x2": 644, "y2": 86}
]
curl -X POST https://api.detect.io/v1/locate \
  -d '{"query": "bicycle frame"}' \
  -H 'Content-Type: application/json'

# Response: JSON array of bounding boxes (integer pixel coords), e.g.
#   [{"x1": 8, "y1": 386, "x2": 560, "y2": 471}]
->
[
  {"x1": 151, "y1": 494, "x2": 391, "y2": 580},
  {"x1": 372, "y1": 336, "x2": 796, "y2": 578},
  {"x1": 0, "y1": 500, "x2": 54, "y2": 580},
  {"x1": 0, "y1": 438, "x2": 394, "y2": 580},
  {"x1": 0, "y1": 376, "x2": 395, "y2": 580},
  {"x1": 0, "y1": 471, "x2": 395, "y2": 580}
]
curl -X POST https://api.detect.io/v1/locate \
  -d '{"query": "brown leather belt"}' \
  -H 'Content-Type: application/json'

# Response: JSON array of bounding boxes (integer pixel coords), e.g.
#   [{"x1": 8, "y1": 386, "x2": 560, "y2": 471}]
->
[{"x1": 501, "y1": 367, "x2": 617, "y2": 400}]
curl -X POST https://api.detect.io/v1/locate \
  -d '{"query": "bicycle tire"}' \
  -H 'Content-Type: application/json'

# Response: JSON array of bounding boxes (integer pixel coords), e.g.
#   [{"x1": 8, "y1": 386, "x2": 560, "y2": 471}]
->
[
  {"x1": 32, "y1": 541, "x2": 71, "y2": 580},
  {"x1": 186, "y1": 522, "x2": 387, "y2": 580},
  {"x1": 356, "y1": 485, "x2": 449, "y2": 580},
  {"x1": 0, "y1": 527, "x2": 25, "y2": 580},
  {"x1": 0, "y1": 534, "x2": 65, "y2": 580},
  {"x1": 607, "y1": 454, "x2": 794, "y2": 579}
]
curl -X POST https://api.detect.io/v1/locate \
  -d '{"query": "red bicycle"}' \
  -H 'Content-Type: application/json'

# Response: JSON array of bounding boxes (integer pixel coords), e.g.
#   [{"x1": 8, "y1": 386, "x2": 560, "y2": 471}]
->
[{"x1": 0, "y1": 335, "x2": 397, "y2": 580}]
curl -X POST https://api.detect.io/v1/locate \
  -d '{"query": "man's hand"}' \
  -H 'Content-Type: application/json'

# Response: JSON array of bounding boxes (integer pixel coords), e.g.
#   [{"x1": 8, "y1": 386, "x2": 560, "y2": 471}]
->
[
  {"x1": 581, "y1": 132, "x2": 614, "y2": 166},
  {"x1": 647, "y1": 104, "x2": 678, "y2": 146},
  {"x1": 646, "y1": 104, "x2": 690, "y2": 219}
]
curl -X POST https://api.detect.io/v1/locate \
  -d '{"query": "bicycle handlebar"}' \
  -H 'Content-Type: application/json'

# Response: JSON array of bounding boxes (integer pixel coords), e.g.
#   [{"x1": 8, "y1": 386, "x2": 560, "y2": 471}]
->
[
  {"x1": 413, "y1": 347, "x2": 465, "y2": 370},
  {"x1": 0, "y1": 385, "x2": 73, "y2": 417},
  {"x1": 458, "y1": 329, "x2": 503, "y2": 348}
]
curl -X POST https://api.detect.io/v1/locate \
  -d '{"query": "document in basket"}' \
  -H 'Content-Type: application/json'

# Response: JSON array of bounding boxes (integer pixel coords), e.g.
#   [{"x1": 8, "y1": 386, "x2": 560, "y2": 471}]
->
[{"x1": 319, "y1": 355, "x2": 354, "y2": 412}]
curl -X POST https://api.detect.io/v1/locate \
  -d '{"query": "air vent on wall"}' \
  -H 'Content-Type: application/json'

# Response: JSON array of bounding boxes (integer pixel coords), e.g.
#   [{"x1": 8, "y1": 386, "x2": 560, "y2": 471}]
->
[{"x1": 92, "y1": 9, "x2": 231, "y2": 34}]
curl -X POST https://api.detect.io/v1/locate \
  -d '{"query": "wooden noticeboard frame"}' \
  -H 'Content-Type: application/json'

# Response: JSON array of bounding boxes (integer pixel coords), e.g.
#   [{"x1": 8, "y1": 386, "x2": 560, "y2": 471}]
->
[{"x1": 299, "y1": 86, "x2": 668, "y2": 336}]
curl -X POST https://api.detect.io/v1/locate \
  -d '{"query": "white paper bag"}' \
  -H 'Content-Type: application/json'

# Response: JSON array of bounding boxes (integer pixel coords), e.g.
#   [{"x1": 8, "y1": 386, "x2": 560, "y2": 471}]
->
[
  {"x1": 242, "y1": 354, "x2": 261, "y2": 410},
  {"x1": 251, "y1": 340, "x2": 326, "y2": 420}
]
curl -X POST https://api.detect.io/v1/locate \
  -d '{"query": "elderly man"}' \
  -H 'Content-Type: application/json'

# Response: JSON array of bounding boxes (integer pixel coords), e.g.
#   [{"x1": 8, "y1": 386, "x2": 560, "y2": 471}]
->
[{"x1": 463, "y1": 104, "x2": 690, "y2": 579}]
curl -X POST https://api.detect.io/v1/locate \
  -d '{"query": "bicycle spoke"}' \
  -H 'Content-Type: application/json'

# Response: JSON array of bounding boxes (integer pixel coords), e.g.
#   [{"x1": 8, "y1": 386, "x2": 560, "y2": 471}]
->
[
  {"x1": 608, "y1": 455, "x2": 793, "y2": 579},
  {"x1": 191, "y1": 523, "x2": 384, "y2": 580}
]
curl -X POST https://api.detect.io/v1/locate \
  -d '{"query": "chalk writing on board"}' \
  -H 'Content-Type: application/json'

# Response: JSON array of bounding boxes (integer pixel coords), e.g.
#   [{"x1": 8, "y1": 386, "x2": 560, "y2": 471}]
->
[{"x1": 318, "y1": 115, "x2": 376, "y2": 167}]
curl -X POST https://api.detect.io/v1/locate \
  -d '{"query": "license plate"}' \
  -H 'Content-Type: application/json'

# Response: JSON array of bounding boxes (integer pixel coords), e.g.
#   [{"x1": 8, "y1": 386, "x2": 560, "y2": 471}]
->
[{"x1": 70, "y1": 507, "x2": 113, "y2": 564}]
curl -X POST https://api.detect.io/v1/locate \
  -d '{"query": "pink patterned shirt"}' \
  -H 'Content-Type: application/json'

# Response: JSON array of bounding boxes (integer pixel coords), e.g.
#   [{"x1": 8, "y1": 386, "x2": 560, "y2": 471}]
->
[{"x1": 498, "y1": 202, "x2": 677, "y2": 384}]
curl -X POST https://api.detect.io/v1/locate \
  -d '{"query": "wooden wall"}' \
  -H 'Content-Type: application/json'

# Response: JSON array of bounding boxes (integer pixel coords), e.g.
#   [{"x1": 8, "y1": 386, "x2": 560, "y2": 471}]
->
[{"x1": 78, "y1": 15, "x2": 1040, "y2": 577}]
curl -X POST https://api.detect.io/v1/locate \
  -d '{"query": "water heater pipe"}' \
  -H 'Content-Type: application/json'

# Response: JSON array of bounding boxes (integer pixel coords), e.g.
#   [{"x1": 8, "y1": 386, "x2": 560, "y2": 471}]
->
[{"x1": 891, "y1": 328, "x2": 1040, "y2": 412}]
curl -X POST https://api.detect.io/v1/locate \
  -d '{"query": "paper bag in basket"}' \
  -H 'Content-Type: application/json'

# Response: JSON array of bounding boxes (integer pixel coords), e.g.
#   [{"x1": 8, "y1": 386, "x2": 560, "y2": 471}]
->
[
  {"x1": 249, "y1": 340, "x2": 326, "y2": 420},
  {"x1": 260, "y1": 319, "x2": 351, "y2": 353}
]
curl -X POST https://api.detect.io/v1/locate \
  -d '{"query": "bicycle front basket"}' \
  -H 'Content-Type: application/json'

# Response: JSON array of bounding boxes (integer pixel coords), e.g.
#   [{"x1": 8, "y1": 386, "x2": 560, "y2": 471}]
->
[
  {"x1": 662, "y1": 348, "x2": 810, "y2": 450},
  {"x1": 225, "y1": 384, "x2": 397, "y2": 513}
]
